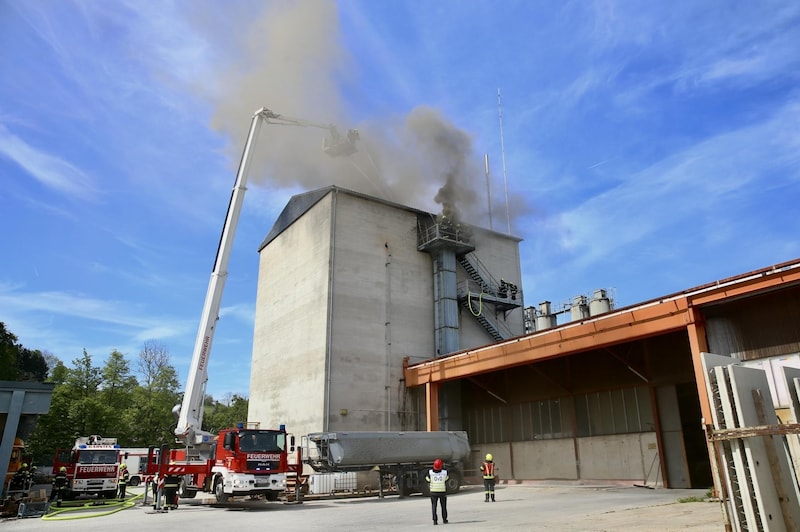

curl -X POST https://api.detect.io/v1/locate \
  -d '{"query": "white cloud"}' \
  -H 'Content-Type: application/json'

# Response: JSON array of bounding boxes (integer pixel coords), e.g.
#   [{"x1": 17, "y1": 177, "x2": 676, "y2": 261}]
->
[
  {"x1": 556, "y1": 101, "x2": 800, "y2": 268},
  {"x1": 0, "y1": 124, "x2": 98, "y2": 200},
  {"x1": 0, "y1": 286, "x2": 148, "y2": 328}
]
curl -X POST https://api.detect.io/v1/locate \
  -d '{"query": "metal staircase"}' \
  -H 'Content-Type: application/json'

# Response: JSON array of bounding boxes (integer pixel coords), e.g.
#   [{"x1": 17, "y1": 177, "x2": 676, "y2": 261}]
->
[
  {"x1": 463, "y1": 294, "x2": 504, "y2": 341},
  {"x1": 457, "y1": 254, "x2": 521, "y2": 341}
]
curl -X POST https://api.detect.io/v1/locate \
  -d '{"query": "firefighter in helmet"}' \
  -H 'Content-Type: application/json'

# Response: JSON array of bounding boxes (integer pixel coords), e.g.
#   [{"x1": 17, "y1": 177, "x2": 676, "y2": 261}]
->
[
  {"x1": 118, "y1": 463, "x2": 130, "y2": 500},
  {"x1": 425, "y1": 458, "x2": 449, "y2": 525},
  {"x1": 11, "y1": 462, "x2": 31, "y2": 493},
  {"x1": 480, "y1": 453, "x2": 497, "y2": 502},
  {"x1": 163, "y1": 461, "x2": 181, "y2": 510},
  {"x1": 50, "y1": 466, "x2": 69, "y2": 507}
]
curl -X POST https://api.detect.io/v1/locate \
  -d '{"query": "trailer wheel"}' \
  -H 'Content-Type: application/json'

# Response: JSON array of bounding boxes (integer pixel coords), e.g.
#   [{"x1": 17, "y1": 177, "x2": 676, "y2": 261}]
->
[
  {"x1": 445, "y1": 476, "x2": 461, "y2": 494},
  {"x1": 214, "y1": 477, "x2": 229, "y2": 503},
  {"x1": 417, "y1": 470, "x2": 430, "y2": 496}
]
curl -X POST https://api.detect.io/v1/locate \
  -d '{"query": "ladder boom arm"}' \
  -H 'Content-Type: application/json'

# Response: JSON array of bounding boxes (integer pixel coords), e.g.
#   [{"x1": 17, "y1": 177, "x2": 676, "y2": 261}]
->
[
  {"x1": 173, "y1": 108, "x2": 357, "y2": 446},
  {"x1": 174, "y1": 108, "x2": 268, "y2": 445}
]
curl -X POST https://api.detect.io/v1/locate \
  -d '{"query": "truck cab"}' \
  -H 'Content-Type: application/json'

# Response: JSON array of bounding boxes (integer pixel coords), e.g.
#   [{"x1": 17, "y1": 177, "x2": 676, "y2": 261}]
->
[
  {"x1": 209, "y1": 427, "x2": 292, "y2": 501},
  {"x1": 53, "y1": 436, "x2": 120, "y2": 500}
]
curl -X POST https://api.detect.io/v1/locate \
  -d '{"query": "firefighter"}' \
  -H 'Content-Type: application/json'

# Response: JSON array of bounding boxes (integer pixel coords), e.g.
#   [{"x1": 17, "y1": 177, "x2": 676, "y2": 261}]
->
[
  {"x1": 10, "y1": 462, "x2": 31, "y2": 493},
  {"x1": 117, "y1": 463, "x2": 130, "y2": 500},
  {"x1": 425, "y1": 458, "x2": 448, "y2": 525},
  {"x1": 480, "y1": 453, "x2": 497, "y2": 502},
  {"x1": 163, "y1": 463, "x2": 180, "y2": 510},
  {"x1": 50, "y1": 466, "x2": 69, "y2": 507}
]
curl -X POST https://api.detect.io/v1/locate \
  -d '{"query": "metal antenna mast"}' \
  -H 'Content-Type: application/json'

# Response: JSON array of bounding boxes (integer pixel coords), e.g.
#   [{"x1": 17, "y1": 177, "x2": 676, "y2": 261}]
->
[
  {"x1": 484, "y1": 154, "x2": 494, "y2": 230},
  {"x1": 497, "y1": 88, "x2": 511, "y2": 234}
]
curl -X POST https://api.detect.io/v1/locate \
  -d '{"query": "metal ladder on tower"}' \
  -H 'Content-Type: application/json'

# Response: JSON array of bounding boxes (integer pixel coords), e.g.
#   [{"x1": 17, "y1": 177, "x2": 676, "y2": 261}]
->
[{"x1": 457, "y1": 254, "x2": 517, "y2": 341}]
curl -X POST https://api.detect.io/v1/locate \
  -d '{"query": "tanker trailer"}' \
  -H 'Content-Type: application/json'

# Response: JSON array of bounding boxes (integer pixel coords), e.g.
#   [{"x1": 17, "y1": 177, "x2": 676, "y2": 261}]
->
[{"x1": 302, "y1": 431, "x2": 470, "y2": 497}]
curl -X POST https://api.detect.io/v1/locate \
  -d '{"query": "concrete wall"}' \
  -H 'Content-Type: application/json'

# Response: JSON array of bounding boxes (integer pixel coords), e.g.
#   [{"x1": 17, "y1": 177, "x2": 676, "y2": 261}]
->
[
  {"x1": 248, "y1": 194, "x2": 333, "y2": 436},
  {"x1": 577, "y1": 433, "x2": 659, "y2": 481},
  {"x1": 327, "y1": 192, "x2": 433, "y2": 431},
  {"x1": 473, "y1": 432, "x2": 658, "y2": 483}
]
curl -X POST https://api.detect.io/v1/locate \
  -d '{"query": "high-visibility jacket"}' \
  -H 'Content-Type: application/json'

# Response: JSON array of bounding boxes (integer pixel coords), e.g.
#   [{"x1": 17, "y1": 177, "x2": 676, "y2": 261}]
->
[
  {"x1": 119, "y1": 469, "x2": 129, "y2": 485},
  {"x1": 426, "y1": 469, "x2": 448, "y2": 493},
  {"x1": 481, "y1": 461, "x2": 495, "y2": 480}
]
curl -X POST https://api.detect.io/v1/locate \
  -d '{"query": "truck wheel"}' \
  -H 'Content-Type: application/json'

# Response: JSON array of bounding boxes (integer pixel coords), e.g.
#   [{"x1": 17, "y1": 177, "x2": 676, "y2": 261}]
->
[
  {"x1": 214, "y1": 478, "x2": 229, "y2": 503},
  {"x1": 179, "y1": 479, "x2": 197, "y2": 499},
  {"x1": 129, "y1": 477, "x2": 140, "y2": 487},
  {"x1": 103, "y1": 490, "x2": 117, "y2": 499},
  {"x1": 445, "y1": 476, "x2": 461, "y2": 494}
]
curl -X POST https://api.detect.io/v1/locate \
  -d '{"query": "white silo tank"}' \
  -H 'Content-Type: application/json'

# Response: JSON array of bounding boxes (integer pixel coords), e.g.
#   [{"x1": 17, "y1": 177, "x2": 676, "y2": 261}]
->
[
  {"x1": 589, "y1": 289, "x2": 611, "y2": 316},
  {"x1": 570, "y1": 295, "x2": 589, "y2": 321},
  {"x1": 536, "y1": 301, "x2": 557, "y2": 330}
]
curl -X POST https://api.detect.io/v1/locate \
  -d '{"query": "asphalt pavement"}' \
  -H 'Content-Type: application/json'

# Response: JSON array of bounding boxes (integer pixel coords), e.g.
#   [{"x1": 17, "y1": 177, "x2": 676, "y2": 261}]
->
[{"x1": 2, "y1": 483, "x2": 726, "y2": 531}]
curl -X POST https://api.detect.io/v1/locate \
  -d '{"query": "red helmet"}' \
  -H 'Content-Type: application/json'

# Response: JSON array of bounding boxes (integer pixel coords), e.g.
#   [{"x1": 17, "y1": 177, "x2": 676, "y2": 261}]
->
[{"x1": 433, "y1": 459, "x2": 443, "y2": 471}]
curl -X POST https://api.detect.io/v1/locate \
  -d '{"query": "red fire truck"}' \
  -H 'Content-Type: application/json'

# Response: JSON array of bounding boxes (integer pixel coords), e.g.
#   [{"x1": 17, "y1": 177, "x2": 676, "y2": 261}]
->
[
  {"x1": 52, "y1": 435, "x2": 120, "y2": 499},
  {"x1": 147, "y1": 425, "x2": 296, "y2": 502}
]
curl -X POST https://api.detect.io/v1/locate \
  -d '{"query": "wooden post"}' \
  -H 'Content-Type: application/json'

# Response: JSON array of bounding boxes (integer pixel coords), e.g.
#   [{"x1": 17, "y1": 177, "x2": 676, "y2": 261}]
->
[{"x1": 426, "y1": 382, "x2": 440, "y2": 432}]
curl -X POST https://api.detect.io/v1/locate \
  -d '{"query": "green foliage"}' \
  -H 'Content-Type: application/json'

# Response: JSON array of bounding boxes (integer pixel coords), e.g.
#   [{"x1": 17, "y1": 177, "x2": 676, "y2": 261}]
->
[
  {"x1": 202, "y1": 393, "x2": 250, "y2": 433},
  {"x1": 0, "y1": 322, "x2": 18, "y2": 380},
  {"x1": 6, "y1": 323, "x2": 249, "y2": 466},
  {"x1": 26, "y1": 342, "x2": 182, "y2": 464},
  {"x1": 0, "y1": 321, "x2": 49, "y2": 381}
]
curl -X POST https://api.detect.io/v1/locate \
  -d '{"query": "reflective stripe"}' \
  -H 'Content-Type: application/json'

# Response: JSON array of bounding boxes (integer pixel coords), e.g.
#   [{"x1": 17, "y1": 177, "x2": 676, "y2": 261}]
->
[{"x1": 481, "y1": 461, "x2": 495, "y2": 479}]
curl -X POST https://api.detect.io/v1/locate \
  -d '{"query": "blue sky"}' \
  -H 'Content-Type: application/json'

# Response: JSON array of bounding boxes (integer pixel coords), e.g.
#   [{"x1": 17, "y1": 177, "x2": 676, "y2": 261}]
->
[{"x1": 2, "y1": 0, "x2": 799, "y2": 400}]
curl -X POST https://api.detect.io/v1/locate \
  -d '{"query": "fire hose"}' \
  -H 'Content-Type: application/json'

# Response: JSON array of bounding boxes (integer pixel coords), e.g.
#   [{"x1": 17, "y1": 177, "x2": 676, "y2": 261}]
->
[{"x1": 41, "y1": 490, "x2": 144, "y2": 521}]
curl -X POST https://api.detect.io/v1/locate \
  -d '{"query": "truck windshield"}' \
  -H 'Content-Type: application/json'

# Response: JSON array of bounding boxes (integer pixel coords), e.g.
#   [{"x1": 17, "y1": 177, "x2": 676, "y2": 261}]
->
[
  {"x1": 77, "y1": 450, "x2": 119, "y2": 464},
  {"x1": 239, "y1": 431, "x2": 285, "y2": 452}
]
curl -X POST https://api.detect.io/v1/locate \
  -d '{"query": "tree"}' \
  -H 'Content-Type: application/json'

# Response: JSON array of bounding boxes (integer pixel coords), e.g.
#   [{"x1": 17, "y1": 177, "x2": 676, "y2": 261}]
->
[
  {"x1": 121, "y1": 341, "x2": 181, "y2": 446},
  {"x1": 0, "y1": 322, "x2": 19, "y2": 380},
  {"x1": 41, "y1": 351, "x2": 61, "y2": 379},
  {"x1": 101, "y1": 350, "x2": 137, "y2": 407},
  {"x1": 62, "y1": 349, "x2": 107, "y2": 437},
  {"x1": 17, "y1": 347, "x2": 48, "y2": 381},
  {"x1": 25, "y1": 340, "x2": 244, "y2": 462},
  {"x1": 0, "y1": 322, "x2": 48, "y2": 381},
  {"x1": 202, "y1": 394, "x2": 250, "y2": 433},
  {"x1": 98, "y1": 350, "x2": 138, "y2": 442},
  {"x1": 26, "y1": 357, "x2": 87, "y2": 464}
]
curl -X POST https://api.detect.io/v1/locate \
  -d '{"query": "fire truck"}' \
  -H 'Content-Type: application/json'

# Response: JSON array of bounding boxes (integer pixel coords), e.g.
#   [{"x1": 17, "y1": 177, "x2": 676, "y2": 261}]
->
[
  {"x1": 146, "y1": 108, "x2": 358, "y2": 503},
  {"x1": 147, "y1": 424, "x2": 296, "y2": 502},
  {"x1": 52, "y1": 436, "x2": 120, "y2": 499},
  {"x1": 119, "y1": 448, "x2": 160, "y2": 486}
]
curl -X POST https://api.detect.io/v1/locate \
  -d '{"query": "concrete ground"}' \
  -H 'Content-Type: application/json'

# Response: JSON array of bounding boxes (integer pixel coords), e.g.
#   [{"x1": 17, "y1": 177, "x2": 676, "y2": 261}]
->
[{"x1": 2, "y1": 483, "x2": 726, "y2": 531}]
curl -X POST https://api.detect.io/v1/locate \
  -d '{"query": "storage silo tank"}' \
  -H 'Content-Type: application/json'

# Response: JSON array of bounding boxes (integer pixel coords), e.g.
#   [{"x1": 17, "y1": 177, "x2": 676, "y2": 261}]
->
[
  {"x1": 524, "y1": 306, "x2": 537, "y2": 333},
  {"x1": 570, "y1": 295, "x2": 589, "y2": 321},
  {"x1": 535, "y1": 301, "x2": 557, "y2": 330},
  {"x1": 589, "y1": 289, "x2": 611, "y2": 316}
]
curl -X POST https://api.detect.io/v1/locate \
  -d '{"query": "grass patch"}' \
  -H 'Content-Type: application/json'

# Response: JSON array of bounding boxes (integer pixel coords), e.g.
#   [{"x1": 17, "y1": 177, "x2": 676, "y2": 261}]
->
[{"x1": 677, "y1": 489, "x2": 714, "y2": 503}]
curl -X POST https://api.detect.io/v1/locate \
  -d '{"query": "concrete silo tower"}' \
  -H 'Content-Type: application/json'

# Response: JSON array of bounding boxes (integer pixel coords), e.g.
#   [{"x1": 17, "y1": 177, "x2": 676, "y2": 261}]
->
[{"x1": 248, "y1": 186, "x2": 524, "y2": 437}]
